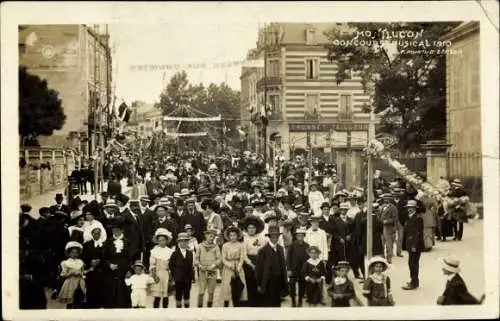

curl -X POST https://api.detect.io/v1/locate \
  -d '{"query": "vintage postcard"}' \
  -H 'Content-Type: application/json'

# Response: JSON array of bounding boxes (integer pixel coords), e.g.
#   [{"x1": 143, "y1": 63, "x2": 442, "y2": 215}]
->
[{"x1": 2, "y1": 1, "x2": 499, "y2": 320}]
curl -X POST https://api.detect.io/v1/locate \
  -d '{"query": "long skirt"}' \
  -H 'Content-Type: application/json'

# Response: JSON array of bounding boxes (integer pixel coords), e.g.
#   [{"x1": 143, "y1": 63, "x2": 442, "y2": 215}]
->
[
  {"x1": 243, "y1": 255, "x2": 259, "y2": 306},
  {"x1": 85, "y1": 270, "x2": 105, "y2": 308},
  {"x1": 104, "y1": 274, "x2": 130, "y2": 308},
  {"x1": 423, "y1": 227, "x2": 435, "y2": 249},
  {"x1": 439, "y1": 218, "x2": 454, "y2": 238},
  {"x1": 220, "y1": 264, "x2": 247, "y2": 302}
]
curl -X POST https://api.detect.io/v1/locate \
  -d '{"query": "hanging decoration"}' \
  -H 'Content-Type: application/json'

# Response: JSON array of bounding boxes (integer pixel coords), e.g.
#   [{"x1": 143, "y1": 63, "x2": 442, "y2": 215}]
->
[
  {"x1": 162, "y1": 115, "x2": 221, "y2": 122},
  {"x1": 163, "y1": 131, "x2": 207, "y2": 137}
]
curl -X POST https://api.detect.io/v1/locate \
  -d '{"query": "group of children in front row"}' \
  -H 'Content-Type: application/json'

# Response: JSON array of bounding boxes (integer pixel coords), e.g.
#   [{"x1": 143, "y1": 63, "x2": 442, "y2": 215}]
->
[{"x1": 57, "y1": 221, "x2": 397, "y2": 308}]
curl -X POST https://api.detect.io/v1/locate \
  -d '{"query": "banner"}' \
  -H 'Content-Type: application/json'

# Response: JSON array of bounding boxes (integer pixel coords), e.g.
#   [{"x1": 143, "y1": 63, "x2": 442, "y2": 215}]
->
[
  {"x1": 130, "y1": 59, "x2": 264, "y2": 72},
  {"x1": 163, "y1": 115, "x2": 221, "y2": 122},
  {"x1": 163, "y1": 131, "x2": 208, "y2": 137}
]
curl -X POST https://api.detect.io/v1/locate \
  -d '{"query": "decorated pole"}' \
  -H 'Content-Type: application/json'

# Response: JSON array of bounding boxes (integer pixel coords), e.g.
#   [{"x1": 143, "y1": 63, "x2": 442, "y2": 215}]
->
[{"x1": 366, "y1": 108, "x2": 375, "y2": 260}]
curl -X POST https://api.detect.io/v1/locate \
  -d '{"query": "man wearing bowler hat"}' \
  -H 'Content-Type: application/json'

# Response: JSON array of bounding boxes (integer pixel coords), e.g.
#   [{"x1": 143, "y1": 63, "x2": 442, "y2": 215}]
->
[
  {"x1": 255, "y1": 225, "x2": 288, "y2": 307},
  {"x1": 49, "y1": 193, "x2": 70, "y2": 216},
  {"x1": 402, "y1": 200, "x2": 424, "y2": 290}
]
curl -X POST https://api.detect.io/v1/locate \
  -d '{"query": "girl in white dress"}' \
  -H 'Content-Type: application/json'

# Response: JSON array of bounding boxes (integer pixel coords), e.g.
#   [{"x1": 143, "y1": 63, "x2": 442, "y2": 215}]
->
[
  {"x1": 58, "y1": 241, "x2": 86, "y2": 308},
  {"x1": 149, "y1": 228, "x2": 174, "y2": 308}
]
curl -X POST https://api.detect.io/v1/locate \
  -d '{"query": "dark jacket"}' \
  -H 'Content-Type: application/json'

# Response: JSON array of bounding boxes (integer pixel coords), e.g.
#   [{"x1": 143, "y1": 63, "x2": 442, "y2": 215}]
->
[
  {"x1": 255, "y1": 243, "x2": 288, "y2": 293},
  {"x1": 49, "y1": 204, "x2": 71, "y2": 215},
  {"x1": 168, "y1": 247, "x2": 194, "y2": 283},
  {"x1": 402, "y1": 214, "x2": 425, "y2": 252},
  {"x1": 122, "y1": 209, "x2": 144, "y2": 261},
  {"x1": 286, "y1": 240, "x2": 309, "y2": 277},
  {"x1": 107, "y1": 180, "x2": 122, "y2": 197},
  {"x1": 178, "y1": 210, "x2": 206, "y2": 243},
  {"x1": 440, "y1": 273, "x2": 481, "y2": 305}
]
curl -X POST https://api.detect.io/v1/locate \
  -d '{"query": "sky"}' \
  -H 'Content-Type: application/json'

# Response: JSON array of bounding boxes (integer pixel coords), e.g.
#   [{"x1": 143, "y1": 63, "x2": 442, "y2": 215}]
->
[{"x1": 108, "y1": 23, "x2": 259, "y2": 105}]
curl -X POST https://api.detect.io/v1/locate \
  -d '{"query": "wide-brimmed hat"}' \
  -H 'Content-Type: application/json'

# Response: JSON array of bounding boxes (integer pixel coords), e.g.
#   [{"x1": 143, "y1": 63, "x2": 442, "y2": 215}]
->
[
  {"x1": 308, "y1": 215, "x2": 322, "y2": 222},
  {"x1": 153, "y1": 228, "x2": 173, "y2": 243},
  {"x1": 131, "y1": 260, "x2": 145, "y2": 269},
  {"x1": 441, "y1": 257, "x2": 461, "y2": 273},
  {"x1": 334, "y1": 261, "x2": 351, "y2": 270},
  {"x1": 197, "y1": 187, "x2": 212, "y2": 197},
  {"x1": 176, "y1": 232, "x2": 191, "y2": 241},
  {"x1": 368, "y1": 256, "x2": 389, "y2": 272},
  {"x1": 224, "y1": 226, "x2": 243, "y2": 241},
  {"x1": 339, "y1": 202, "x2": 350, "y2": 210},
  {"x1": 180, "y1": 188, "x2": 191, "y2": 197},
  {"x1": 264, "y1": 210, "x2": 278, "y2": 223},
  {"x1": 64, "y1": 241, "x2": 83, "y2": 254},
  {"x1": 70, "y1": 210, "x2": 85, "y2": 222},
  {"x1": 381, "y1": 193, "x2": 393, "y2": 200},
  {"x1": 307, "y1": 245, "x2": 321, "y2": 254},
  {"x1": 295, "y1": 227, "x2": 307, "y2": 235},
  {"x1": 243, "y1": 205, "x2": 254, "y2": 212},
  {"x1": 265, "y1": 225, "x2": 282, "y2": 237},
  {"x1": 53, "y1": 210, "x2": 68, "y2": 218},
  {"x1": 185, "y1": 197, "x2": 196, "y2": 204},
  {"x1": 139, "y1": 195, "x2": 150, "y2": 203},
  {"x1": 241, "y1": 215, "x2": 265, "y2": 234},
  {"x1": 116, "y1": 193, "x2": 130, "y2": 205}
]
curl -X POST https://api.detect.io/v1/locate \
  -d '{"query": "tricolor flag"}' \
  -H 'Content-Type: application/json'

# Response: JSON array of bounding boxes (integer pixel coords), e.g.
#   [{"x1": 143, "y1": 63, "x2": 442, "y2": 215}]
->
[{"x1": 118, "y1": 102, "x2": 132, "y2": 123}]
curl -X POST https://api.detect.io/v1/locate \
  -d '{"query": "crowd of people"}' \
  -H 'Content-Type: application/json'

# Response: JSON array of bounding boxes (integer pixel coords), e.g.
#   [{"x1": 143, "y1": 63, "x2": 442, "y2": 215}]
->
[{"x1": 19, "y1": 149, "x2": 484, "y2": 309}]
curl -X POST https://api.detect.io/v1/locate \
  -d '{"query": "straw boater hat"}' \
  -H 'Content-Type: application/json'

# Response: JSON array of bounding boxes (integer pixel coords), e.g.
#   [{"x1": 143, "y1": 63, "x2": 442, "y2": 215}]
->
[
  {"x1": 241, "y1": 215, "x2": 265, "y2": 234},
  {"x1": 244, "y1": 205, "x2": 254, "y2": 212},
  {"x1": 180, "y1": 188, "x2": 191, "y2": 197},
  {"x1": 307, "y1": 245, "x2": 321, "y2": 255},
  {"x1": 308, "y1": 215, "x2": 322, "y2": 222},
  {"x1": 339, "y1": 202, "x2": 350, "y2": 210},
  {"x1": 153, "y1": 228, "x2": 173, "y2": 243},
  {"x1": 295, "y1": 226, "x2": 307, "y2": 235},
  {"x1": 176, "y1": 232, "x2": 191, "y2": 242},
  {"x1": 131, "y1": 260, "x2": 145, "y2": 269},
  {"x1": 405, "y1": 200, "x2": 417, "y2": 208},
  {"x1": 139, "y1": 195, "x2": 150, "y2": 203},
  {"x1": 264, "y1": 210, "x2": 278, "y2": 223},
  {"x1": 204, "y1": 228, "x2": 219, "y2": 237},
  {"x1": 441, "y1": 257, "x2": 461, "y2": 273},
  {"x1": 224, "y1": 226, "x2": 243, "y2": 241},
  {"x1": 368, "y1": 256, "x2": 389, "y2": 272},
  {"x1": 70, "y1": 210, "x2": 85, "y2": 223},
  {"x1": 320, "y1": 202, "x2": 330, "y2": 210},
  {"x1": 334, "y1": 261, "x2": 351, "y2": 270},
  {"x1": 64, "y1": 241, "x2": 83, "y2": 255},
  {"x1": 185, "y1": 196, "x2": 196, "y2": 204}
]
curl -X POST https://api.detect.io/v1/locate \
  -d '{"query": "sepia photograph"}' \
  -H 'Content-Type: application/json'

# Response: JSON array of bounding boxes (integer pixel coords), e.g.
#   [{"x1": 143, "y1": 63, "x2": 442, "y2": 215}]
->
[{"x1": 2, "y1": 2, "x2": 499, "y2": 320}]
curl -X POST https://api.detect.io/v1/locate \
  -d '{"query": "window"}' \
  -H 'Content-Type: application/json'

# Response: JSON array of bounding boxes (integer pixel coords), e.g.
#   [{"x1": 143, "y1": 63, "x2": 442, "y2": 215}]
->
[
  {"x1": 306, "y1": 58, "x2": 319, "y2": 79},
  {"x1": 268, "y1": 94, "x2": 281, "y2": 118},
  {"x1": 306, "y1": 28, "x2": 316, "y2": 45},
  {"x1": 305, "y1": 94, "x2": 320, "y2": 118},
  {"x1": 267, "y1": 59, "x2": 280, "y2": 77},
  {"x1": 339, "y1": 94, "x2": 353, "y2": 119},
  {"x1": 451, "y1": 54, "x2": 463, "y2": 108},
  {"x1": 88, "y1": 44, "x2": 95, "y2": 79},
  {"x1": 469, "y1": 46, "x2": 479, "y2": 105}
]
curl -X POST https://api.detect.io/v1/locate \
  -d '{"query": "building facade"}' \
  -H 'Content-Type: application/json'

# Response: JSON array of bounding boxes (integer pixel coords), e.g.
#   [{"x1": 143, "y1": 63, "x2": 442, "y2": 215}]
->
[
  {"x1": 127, "y1": 102, "x2": 164, "y2": 138},
  {"x1": 240, "y1": 60, "x2": 264, "y2": 152},
  {"x1": 19, "y1": 24, "x2": 112, "y2": 155},
  {"x1": 241, "y1": 23, "x2": 372, "y2": 187},
  {"x1": 443, "y1": 22, "x2": 481, "y2": 153}
]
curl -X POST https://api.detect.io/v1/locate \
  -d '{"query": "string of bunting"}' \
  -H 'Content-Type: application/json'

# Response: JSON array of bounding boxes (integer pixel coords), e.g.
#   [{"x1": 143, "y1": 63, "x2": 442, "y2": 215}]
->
[
  {"x1": 163, "y1": 131, "x2": 208, "y2": 137},
  {"x1": 163, "y1": 115, "x2": 221, "y2": 122},
  {"x1": 129, "y1": 59, "x2": 264, "y2": 72}
]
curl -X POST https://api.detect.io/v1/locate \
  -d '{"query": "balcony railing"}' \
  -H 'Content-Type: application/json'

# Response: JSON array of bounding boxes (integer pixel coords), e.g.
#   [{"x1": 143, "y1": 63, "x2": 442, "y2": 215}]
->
[{"x1": 256, "y1": 76, "x2": 282, "y2": 92}]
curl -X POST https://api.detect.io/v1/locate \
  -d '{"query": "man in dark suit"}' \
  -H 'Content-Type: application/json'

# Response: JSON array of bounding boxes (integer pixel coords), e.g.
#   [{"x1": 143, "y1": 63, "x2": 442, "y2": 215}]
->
[
  {"x1": 437, "y1": 257, "x2": 484, "y2": 305},
  {"x1": 118, "y1": 195, "x2": 144, "y2": 263},
  {"x1": 107, "y1": 174, "x2": 122, "y2": 199},
  {"x1": 402, "y1": 200, "x2": 424, "y2": 290},
  {"x1": 255, "y1": 225, "x2": 288, "y2": 307},
  {"x1": 178, "y1": 197, "x2": 206, "y2": 243},
  {"x1": 393, "y1": 189, "x2": 408, "y2": 257},
  {"x1": 169, "y1": 233, "x2": 195, "y2": 308},
  {"x1": 49, "y1": 193, "x2": 70, "y2": 216}
]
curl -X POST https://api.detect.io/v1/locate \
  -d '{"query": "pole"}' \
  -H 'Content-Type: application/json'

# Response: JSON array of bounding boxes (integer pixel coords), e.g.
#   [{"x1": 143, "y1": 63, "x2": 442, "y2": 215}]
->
[
  {"x1": 307, "y1": 130, "x2": 312, "y2": 186},
  {"x1": 93, "y1": 24, "x2": 100, "y2": 200},
  {"x1": 272, "y1": 143, "x2": 277, "y2": 193},
  {"x1": 366, "y1": 109, "x2": 376, "y2": 261},
  {"x1": 346, "y1": 130, "x2": 352, "y2": 188},
  {"x1": 263, "y1": 23, "x2": 268, "y2": 165}
]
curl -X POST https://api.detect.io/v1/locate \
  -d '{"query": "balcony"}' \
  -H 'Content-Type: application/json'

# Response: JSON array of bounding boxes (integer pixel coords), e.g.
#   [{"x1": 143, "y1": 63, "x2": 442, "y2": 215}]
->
[{"x1": 256, "y1": 76, "x2": 282, "y2": 92}]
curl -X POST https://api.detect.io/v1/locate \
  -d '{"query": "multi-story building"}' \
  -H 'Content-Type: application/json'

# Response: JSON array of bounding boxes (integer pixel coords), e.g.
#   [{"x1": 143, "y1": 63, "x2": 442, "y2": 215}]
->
[
  {"x1": 442, "y1": 21, "x2": 480, "y2": 153},
  {"x1": 242, "y1": 23, "x2": 373, "y2": 187},
  {"x1": 19, "y1": 24, "x2": 112, "y2": 155},
  {"x1": 127, "y1": 102, "x2": 164, "y2": 138}
]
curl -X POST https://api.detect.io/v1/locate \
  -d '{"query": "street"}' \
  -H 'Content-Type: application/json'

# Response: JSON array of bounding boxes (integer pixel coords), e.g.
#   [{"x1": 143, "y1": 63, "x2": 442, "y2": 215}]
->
[{"x1": 43, "y1": 218, "x2": 483, "y2": 308}]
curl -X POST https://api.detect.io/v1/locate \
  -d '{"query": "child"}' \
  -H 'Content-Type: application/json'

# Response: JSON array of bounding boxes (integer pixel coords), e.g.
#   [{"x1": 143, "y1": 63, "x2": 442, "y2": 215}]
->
[
  {"x1": 286, "y1": 227, "x2": 309, "y2": 307},
  {"x1": 437, "y1": 257, "x2": 485, "y2": 305},
  {"x1": 125, "y1": 261, "x2": 157, "y2": 308},
  {"x1": 196, "y1": 229, "x2": 222, "y2": 307},
  {"x1": 82, "y1": 227, "x2": 105, "y2": 309},
  {"x1": 362, "y1": 256, "x2": 395, "y2": 306},
  {"x1": 302, "y1": 245, "x2": 327, "y2": 307},
  {"x1": 169, "y1": 232, "x2": 195, "y2": 308},
  {"x1": 184, "y1": 224, "x2": 199, "y2": 282},
  {"x1": 58, "y1": 241, "x2": 86, "y2": 309},
  {"x1": 149, "y1": 228, "x2": 174, "y2": 308},
  {"x1": 327, "y1": 261, "x2": 360, "y2": 307}
]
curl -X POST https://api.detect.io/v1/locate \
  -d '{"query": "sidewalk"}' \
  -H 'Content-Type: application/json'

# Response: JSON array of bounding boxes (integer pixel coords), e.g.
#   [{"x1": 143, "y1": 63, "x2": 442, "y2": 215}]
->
[{"x1": 23, "y1": 179, "x2": 132, "y2": 218}]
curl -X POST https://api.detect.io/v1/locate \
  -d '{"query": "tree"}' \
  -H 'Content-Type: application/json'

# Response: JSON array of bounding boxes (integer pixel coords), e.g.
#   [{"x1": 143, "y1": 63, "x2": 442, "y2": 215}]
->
[
  {"x1": 324, "y1": 22, "x2": 460, "y2": 151},
  {"x1": 19, "y1": 66, "x2": 66, "y2": 146},
  {"x1": 157, "y1": 71, "x2": 241, "y2": 152}
]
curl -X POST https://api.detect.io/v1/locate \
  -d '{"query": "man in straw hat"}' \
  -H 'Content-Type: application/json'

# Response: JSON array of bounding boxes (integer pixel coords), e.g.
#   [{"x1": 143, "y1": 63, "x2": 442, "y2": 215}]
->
[
  {"x1": 402, "y1": 200, "x2": 424, "y2": 290},
  {"x1": 437, "y1": 257, "x2": 485, "y2": 305},
  {"x1": 255, "y1": 225, "x2": 288, "y2": 307}
]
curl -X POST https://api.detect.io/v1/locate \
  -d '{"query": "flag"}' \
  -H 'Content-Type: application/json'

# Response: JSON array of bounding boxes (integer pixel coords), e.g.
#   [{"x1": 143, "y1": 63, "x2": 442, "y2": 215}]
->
[{"x1": 25, "y1": 32, "x2": 38, "y2": 47}]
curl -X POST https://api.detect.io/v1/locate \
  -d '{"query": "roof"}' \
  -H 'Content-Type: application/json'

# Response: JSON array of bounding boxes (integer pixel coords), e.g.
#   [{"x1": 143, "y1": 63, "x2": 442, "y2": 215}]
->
[
  {"x1": 278, "y1": 23, "x2": 336, "y2": 45},
  {"x1": 440, "y1": 21, "x2": 479, "y2": 42}
]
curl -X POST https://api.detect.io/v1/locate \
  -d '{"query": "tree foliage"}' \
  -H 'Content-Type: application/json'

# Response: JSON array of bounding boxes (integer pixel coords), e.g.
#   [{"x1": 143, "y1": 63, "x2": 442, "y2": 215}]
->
[
  {"x1": 19, "y1": 66, "x2": 66, "y2": 146},
  {"x1": 324, "y1": 22, "x2": 460, "y2": 150},
  {"x1": 157, "y1": 71, "x2": 241, "y2": 152}
]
